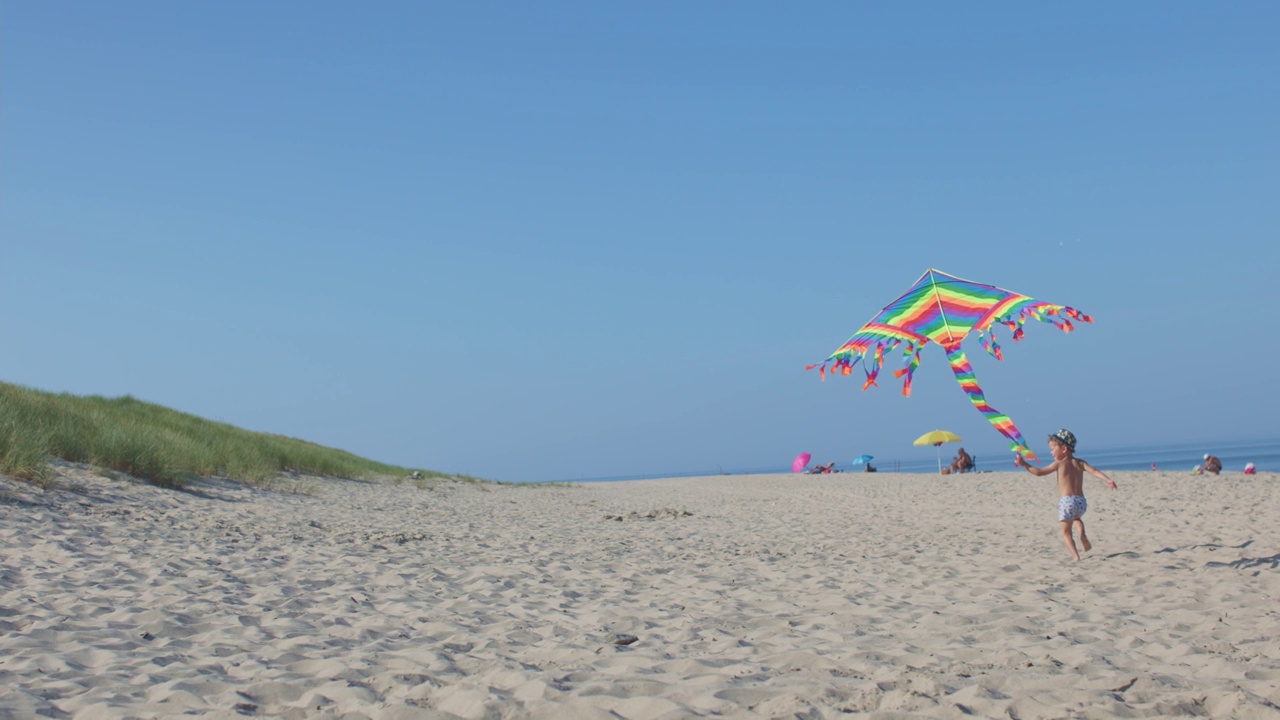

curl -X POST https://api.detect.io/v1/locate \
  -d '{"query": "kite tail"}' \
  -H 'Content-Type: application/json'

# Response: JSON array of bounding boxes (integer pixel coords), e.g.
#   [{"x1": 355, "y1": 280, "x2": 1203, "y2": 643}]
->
[{"x1": 944, "y1": 344, "x2": 1038, "y2": 461}]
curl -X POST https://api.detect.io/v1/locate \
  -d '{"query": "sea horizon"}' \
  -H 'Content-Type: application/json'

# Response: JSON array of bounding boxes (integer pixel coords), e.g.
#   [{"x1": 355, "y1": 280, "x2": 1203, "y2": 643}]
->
[{"x1": 551, "y1": 436, "x2": 1279, "y2": 484}]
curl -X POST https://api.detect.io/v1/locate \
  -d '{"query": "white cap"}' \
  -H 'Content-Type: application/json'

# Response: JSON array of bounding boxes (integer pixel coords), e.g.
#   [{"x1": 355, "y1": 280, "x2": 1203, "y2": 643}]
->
[{"x1": 1204, "y1": 454, "x2": 1210, "y2": 460}]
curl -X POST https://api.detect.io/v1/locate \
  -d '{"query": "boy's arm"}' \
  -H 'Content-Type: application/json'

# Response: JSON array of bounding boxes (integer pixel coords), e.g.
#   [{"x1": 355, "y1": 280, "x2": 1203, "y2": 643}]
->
[
  {"x1": 1079, "y1": 459, "x2": 1118, "y2": 490},
  {"x1": 1014, "y1": 454, "x2": 1058, "y2": 477}
]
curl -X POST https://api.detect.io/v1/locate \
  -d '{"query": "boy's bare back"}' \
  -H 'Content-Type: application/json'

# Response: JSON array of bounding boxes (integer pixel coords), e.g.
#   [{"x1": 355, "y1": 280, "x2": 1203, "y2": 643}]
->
[{"x1": 1053, "y1": 457, "x2": 1091, "y2": 497}]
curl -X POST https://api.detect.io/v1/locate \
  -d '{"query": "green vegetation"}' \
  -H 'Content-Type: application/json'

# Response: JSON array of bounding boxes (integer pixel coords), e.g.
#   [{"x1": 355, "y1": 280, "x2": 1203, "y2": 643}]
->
[{"x1": 0, "y1": 382, "x2": 461, "y2": 489}]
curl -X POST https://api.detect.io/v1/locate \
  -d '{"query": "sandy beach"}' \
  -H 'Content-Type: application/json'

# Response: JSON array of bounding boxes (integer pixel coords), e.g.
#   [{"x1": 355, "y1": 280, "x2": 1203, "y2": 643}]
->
[{"x1": 2, "y1": 465, "x2": 1279, "y2": 719}]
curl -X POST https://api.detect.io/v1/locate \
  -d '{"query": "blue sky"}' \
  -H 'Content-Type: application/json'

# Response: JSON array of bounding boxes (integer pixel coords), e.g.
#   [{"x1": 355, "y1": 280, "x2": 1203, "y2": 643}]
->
[{"x1": 3, "y1": 3, "x2": 1277, "y2": 481}]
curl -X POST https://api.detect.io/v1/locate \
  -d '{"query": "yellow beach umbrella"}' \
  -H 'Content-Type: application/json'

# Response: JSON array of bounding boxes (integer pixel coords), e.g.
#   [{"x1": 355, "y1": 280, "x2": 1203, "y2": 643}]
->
[{"x1": 913, "y1": 430, "x2": 963, "y2": 473}]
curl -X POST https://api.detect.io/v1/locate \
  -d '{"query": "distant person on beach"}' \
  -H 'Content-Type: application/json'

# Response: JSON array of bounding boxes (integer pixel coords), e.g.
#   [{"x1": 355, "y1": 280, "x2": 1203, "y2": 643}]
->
[
  {"x1": 1244, "y1": 462, "x2": 1257, "y2": 475},
  {"x1": 1014, "y1": 429, "x2": 1117, "y2": 562},
  {"x1": 950, "y1": 448, "x2": 974, "y2": 474},
  {"x1": 809, "y1": 462, "x2": 835, "y2": 474},
  {"x1": 1200, "y1": 454, "x2": 1222, "y2": 475}
]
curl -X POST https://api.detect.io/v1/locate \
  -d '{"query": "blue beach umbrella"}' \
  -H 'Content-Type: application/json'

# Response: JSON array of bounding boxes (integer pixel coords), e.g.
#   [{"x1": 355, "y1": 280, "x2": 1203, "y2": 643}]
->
[{"x1": 852, "y1": 454, "x2": 874, "y2": 465}]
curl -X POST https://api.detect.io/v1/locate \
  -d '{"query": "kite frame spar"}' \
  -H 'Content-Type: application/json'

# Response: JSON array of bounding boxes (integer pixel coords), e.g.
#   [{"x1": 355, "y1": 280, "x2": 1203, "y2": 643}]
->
[{"x1": 808, "y1": 268, "x2": 1092, "y2": 461}]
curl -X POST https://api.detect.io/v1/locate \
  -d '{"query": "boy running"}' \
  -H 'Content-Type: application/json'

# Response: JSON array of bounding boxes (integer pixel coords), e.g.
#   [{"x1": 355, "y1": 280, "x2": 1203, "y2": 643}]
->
[{"x1": 1014, "y1": 429, "x2": 1117, "y2": 561}]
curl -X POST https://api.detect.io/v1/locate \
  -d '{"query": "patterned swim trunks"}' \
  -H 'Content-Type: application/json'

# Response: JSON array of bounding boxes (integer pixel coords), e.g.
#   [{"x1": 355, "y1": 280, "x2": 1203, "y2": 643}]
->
[{"x1": 1058, "y1": 495, "x2": 1087, "y2": 522}]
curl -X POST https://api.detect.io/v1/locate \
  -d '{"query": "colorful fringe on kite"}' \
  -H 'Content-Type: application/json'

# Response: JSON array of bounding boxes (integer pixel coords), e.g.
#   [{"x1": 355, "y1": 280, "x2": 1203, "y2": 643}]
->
[{"x1": 807, "y1": 269, "x2": 1093, "y2": 459}]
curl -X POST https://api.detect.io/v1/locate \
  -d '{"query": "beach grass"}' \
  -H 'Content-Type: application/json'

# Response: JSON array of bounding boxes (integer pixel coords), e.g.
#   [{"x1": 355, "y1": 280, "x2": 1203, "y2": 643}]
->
[{"x1": 0, "y1": 382, "x2": 460, "y2": 489}]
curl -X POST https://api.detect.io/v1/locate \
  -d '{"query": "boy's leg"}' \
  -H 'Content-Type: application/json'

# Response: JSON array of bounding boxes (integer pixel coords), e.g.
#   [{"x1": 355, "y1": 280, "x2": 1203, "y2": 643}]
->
[
  {"x1": 1059, "y1": 520, "x2": 1081, "y2": 561},
  {"x1": 1073, "y1": 519, "x2": 1091, "y2": 552}
]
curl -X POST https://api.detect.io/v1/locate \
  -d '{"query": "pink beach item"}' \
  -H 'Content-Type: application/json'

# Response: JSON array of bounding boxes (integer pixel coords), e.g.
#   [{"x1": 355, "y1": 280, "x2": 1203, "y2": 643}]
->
[{"x1": 792, "y1": 453, "x2": 812, "y2": 473}]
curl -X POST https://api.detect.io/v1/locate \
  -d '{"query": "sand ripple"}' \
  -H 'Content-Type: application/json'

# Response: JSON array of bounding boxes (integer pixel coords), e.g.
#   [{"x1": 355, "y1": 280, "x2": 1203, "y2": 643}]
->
[{"x1": 2, "y1": 466, "x2": 1279, "y2": 718}]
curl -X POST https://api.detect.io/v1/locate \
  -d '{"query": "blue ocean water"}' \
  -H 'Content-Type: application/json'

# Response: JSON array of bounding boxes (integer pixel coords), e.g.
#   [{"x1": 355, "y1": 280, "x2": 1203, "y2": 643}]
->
[{"x1": 560, "y1": 437, "x2": 1279, "y2": 483}]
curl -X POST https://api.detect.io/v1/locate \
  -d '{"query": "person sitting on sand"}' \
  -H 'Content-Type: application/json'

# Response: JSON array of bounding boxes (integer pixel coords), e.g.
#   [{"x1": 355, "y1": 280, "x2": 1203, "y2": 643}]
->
[
  {"x1": 950, "y1": 448, "x2": 974, "y2": 474},
  {"x1": 1200, "y1": 454, "x2": 1222, "y2": 475},
  {"x1": 1244, "y1": 462, "x2": 1257, "y2": 475},
  {"x1": 1014, "y1": 429, "x2": 1117, "y2": 562}
]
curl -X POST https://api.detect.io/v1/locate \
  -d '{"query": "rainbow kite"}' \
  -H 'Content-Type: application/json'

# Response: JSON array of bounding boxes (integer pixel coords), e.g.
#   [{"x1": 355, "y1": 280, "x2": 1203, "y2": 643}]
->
[{"x1": 808, "y1": 268, "x2": 1092, "y2": 461}]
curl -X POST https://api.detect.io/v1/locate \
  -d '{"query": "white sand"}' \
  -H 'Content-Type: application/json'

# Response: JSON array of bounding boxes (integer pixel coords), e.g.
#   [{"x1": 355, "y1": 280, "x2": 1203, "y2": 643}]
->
[{"x1": 2, "y1": 464, "x2": 1279, "y2": 719}]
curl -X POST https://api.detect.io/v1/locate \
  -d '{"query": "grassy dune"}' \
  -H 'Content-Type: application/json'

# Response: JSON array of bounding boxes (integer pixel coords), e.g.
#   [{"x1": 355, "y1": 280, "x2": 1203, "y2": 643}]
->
[{"x1": 0, "y1": 382, "x2": 458, "y2": 489}]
